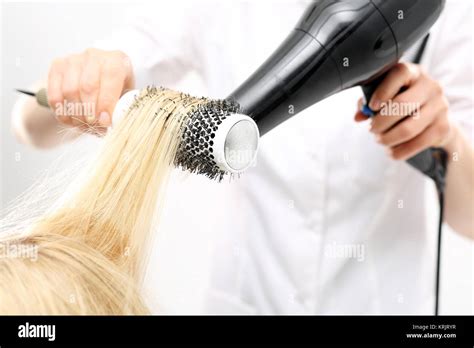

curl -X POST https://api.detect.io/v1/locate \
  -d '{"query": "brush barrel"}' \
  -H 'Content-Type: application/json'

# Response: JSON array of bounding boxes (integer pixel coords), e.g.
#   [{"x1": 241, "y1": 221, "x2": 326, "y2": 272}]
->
[{"x1": 113, "y1": 90, "x2": 259, "y2": 175}]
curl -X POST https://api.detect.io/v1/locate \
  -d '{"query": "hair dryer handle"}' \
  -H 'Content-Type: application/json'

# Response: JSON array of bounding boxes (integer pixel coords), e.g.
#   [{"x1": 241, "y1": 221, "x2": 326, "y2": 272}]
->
[{"x1": 361, "y1": 78, "x2": 448, "y2": 187}]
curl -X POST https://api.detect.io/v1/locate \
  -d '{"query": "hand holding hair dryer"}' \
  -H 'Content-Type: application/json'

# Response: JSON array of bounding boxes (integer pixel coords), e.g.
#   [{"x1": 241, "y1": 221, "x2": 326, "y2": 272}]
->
[{"x1": 228, "y1": 0, "x2": 447, "y2": 182}]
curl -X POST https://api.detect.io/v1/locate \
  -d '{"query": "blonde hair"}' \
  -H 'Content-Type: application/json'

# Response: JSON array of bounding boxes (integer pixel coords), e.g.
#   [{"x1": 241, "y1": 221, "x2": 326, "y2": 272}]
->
[{"x1": 0, "y1": 87, "x2": 208, "y2": 314}]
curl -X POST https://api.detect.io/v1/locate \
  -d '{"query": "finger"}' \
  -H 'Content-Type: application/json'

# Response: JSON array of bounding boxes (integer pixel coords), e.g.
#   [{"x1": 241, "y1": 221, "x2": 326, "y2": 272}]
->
[
  {"x1": 372, "y1": 76, "x2": 438, "y2": 133},
  {"x1": 47, "y1": 58, "x2": 71, "y2": 126},
  {"x1": 79, "y1": 52, "x2": 101, "y2": 124},
  {"x1": 355, "y1": 111, "x2": 369, "y2": 122},
  {"x1": 370, "y1": 79, "x2": 432, "y2": 134},
  {"x1": 376, "y1": 99, "x2": 441, "y2": 147},
  {"x1": 369, "y1": 62, "x2": 421, "y2": 111},
  {"x1": 62, "y1": 55, "x2": 86, "y2": 127},
  {"x1": 121, "y1": 54, "x2": 135, "y2": 91},
  {"x1": 387, "y1": 117, "x2": 451, "y2": 161},
  {"x1": 369, "y1": 112, "x2": 409, "y2": 136},
  {"x1": 96, "y1": 61, "x2": 126, "y2": 127}
]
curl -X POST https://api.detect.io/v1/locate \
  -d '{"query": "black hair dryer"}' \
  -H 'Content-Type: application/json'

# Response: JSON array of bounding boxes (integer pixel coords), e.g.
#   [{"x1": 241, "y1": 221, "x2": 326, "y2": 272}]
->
[{"x1": 228, "y1": 0, "x2": 447, "y2": 184}]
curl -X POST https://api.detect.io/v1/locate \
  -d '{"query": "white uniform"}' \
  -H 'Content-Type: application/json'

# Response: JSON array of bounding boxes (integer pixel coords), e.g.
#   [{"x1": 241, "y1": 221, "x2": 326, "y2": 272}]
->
[{"x1": 96, "y1": 0, "x2": 473, "y2": 314}]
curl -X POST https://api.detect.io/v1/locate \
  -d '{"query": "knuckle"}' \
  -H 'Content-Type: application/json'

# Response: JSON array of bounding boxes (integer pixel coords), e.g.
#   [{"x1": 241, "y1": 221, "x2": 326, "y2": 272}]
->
[
  {"x1": 112, "y1": 50, "x2": 126, "y2": 59},
  {"x1": 418, "y1": 65, "x2": 428, "y2": 76},
  {"x1": 49, "y1": 58, "x2": 65, "y2": 74},
  {"x1": 105, "y1": 54, "x2": 128, "y2": 71},
  {"x1": 432, "y1": 81, "x2": 444, "y2": 96},
  {"x1": 99, "y1": 94, "x2": 115, "y2": 109},
  {"x1": 440, "y1": 97, "x2": 450, "y2": 113},
  {"x1": 104, "y1": 62, "x2": 125, "y2": 76},
  {"x1": 378, "y1": 134, "x2": 389, "y2": 145},
  {"x1": 389, "y1": 146, "x2": 401, "y2": 160},
  {"x1": 391, "y1": 150, "x2": 401, "y2": 160},
  {"x1": 51, "y1": 57, "x2": 65, "y2": 68},
  {"x1": 393, "y1": 150, "x2": 406, "y2": 161},
  {"x1": 67, "y1": 117, "x2": 79, "y2": 127},
  {"x1": 64, "y1": 56, "x2": 74, "y2": 67},
  {"x1": 57, "y1": 115, "x2": 70, "y2": 125},
  {"x1": 84, "y1": 47, "x2": 98, "y2": 56},
  {"x1": 373, "y1": 88, "x2": 387, "y2": 100},
  {"x1": 395, "y1": 62, "x2": 409, "y2": 75},
  {"x1": 62, "y1": 84, "x2": 77, "y2": 99},
  {"x1": 437, "y1": 120, "x2": 451, "y2": 138},
  {"x1": 77, "y1": 116, "x2": 88, "y2": 125},
  {"x1": 46, "y1": 89, "x2": 62, "y2": 107},
  {"x1": 398, "y1": 123, "x2": 414, "y2": 139},
  {"x1": 393, "y1": 95, "x2": 409, "y2": 107},
  {"x1": 114, "y1": 51, "x2": 132, "y2": 70},
  {"x1": 48, "y1": 95, "x2": 62, "y2": 109},
  {"x1": 80, "y1": 78, "x2": 98, "y2": 95},
  {"x1": 63, "y1": 57, "x2": 75, "y2": 73},
  {"x1": 69, "y1": 53, "x2": 83, "y2": 65}
]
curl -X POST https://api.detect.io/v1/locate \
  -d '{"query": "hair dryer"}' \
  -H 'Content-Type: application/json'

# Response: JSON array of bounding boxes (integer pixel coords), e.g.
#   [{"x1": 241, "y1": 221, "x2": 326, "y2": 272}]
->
[
  {"x1": 228, "y1": 0, "x2": 447, "y2": 183},
  {"x1": 227, "y1": 0, "x2": 448, "y2": 315}
]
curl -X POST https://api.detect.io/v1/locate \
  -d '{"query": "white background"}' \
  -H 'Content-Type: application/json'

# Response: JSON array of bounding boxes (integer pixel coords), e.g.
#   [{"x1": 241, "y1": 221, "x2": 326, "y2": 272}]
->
[{"x1": 0, "y1": 0, "x2": 472, "y2": 314}]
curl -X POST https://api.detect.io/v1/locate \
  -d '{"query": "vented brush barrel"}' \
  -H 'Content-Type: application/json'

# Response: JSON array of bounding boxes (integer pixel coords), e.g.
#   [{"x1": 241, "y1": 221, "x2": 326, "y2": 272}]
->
[{"x1": 113, "y1": 90, "x2": 259, "y2": 179}]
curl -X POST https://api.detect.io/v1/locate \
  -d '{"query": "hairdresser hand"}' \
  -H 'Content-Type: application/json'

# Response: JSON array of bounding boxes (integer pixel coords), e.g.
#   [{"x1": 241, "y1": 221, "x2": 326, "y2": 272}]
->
[
  {"x1": 47, "y1": 48, "x2": 135, "y2": 132},
  {"x1": 354, "y1": 62, "x2": 454, "y2": 161}
]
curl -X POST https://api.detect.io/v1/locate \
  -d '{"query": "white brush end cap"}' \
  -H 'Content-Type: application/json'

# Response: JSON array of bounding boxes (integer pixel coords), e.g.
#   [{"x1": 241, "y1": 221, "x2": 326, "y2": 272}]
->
[{"x1": 212, "y1": 114, "x2": 259, "y2": 174}]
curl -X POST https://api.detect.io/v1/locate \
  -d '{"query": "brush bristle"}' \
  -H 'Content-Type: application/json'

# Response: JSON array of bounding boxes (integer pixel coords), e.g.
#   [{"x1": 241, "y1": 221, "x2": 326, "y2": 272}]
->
[{"x1": 175, "y1": 99, "x2": 241, "y2": 181}]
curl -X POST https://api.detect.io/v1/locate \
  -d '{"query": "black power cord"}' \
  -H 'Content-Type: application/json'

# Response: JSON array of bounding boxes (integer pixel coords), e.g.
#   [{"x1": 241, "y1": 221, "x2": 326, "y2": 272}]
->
[
  {"x1": 430, "y1": 149, "x2": 448, "y2": 316},
  {"x1": 411, "y1": 37, "x2": 449, "y2": 316}
]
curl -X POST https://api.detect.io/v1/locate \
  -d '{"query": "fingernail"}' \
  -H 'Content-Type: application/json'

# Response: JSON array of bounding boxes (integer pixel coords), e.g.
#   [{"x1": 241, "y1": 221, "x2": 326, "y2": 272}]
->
[
  {"x1": 86, "y1": 114, "x2": 96, "y2": 123},
  {"x1": 369, "y1": 99, "x2": 381, "y2": 110},
  {"x1": 375, "y1": 134, "x2": 382, "y2": 143},
  {"x1": 99, "y1": 111, "x2": 111, "y2": 126}
]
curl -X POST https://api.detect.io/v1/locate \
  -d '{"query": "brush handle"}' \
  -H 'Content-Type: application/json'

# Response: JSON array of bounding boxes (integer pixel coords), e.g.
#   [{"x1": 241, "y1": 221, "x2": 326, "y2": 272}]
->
[{"x1": 30, "y1": 88, "x2": 133, "y2": 128}]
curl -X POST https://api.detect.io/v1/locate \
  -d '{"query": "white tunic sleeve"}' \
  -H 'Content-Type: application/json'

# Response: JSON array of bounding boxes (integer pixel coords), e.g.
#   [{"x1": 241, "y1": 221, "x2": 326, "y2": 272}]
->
[
  {"x1": 92, "y1": 1, "x2": 206, "y2": 91},
  {"x1": 424, "y1": 0, "x2": 474, "y2": 142}
]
